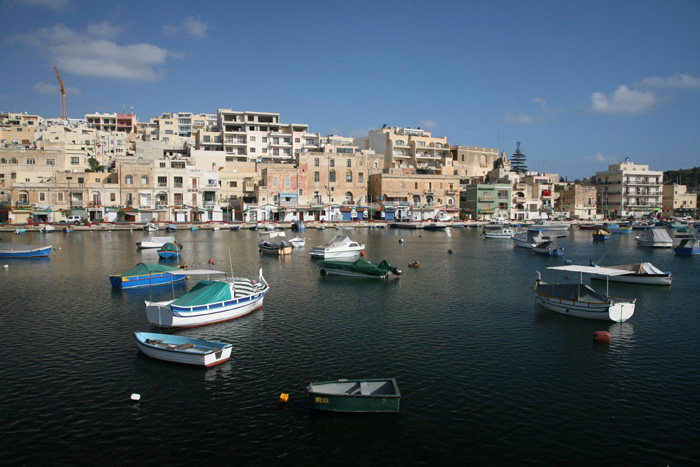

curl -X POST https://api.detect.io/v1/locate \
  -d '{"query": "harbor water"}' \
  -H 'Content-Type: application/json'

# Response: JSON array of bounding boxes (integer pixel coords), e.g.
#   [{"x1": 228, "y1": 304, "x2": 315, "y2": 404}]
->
[{"x1": 1, "y1": 226, "x2": 699, "y2": 465}]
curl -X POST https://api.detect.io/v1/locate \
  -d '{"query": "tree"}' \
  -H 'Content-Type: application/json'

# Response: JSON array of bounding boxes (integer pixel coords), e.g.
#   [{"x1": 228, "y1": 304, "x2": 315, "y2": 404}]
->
[
  {"x1": 511, "y1": 142, "x2": 528, "y2": 174},
  {"x1": 86, "y1": 157, "x2": 104, "y2": 173}
]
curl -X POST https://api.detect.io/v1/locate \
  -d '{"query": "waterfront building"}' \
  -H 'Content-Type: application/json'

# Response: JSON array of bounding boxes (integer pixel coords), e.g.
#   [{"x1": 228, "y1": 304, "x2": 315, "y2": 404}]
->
[
  {"x1": 460, "y1": 183, "x2": 511, "y2": 220},
  {"x1": 662, "y1": 184, "x2": 697, "y2": 219},
  {"x1": 595, "y1": 158, "x2": 663, "y2": 218},
  {"x1": 450, "y1": 146, "x2": 501, "y2": 180},
  {"x1": 555, "y1": 183, "x2": 598, "y2": 219},
  {"x1": 369, "y1": 172, "x2": 461, "y2": 220},
  {"x1": 85, "y1": 112, "x2": 117, "y2": 132},
  {"x1": 514, "y1": 172, "x2": 560, "y2": 220},
  {"x1": 354, "y1": 126, "x2": 452, "y2": 173}
]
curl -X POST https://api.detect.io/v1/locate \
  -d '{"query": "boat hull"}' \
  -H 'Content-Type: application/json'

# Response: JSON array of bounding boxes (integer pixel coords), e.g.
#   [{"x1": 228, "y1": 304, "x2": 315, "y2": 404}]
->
[
  {"x1": 146, "y1": 284, "x2": 269, "y2": 329},
  {"x1": 0, "y1": 245, "x2": 53, "y2": 258},
  {"x1": 532, "y1": 281, "x2": 635, "y2": 322},
  {"x1": 308, "y1": 379, "x2": 401, "y2": 413},
  {"x1": 110, "y1": 271, "x2": 187, "y2": 289},
  {"x1": 134, "y1": 332, "x2": 232, "y2": 367},
  {"x1": 591, "y1": 273, "x2": 671, "y2": 286}
]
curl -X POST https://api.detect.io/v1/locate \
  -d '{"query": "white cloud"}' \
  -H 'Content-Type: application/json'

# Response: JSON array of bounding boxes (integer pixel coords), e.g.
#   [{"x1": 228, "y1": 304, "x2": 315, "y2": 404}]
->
[
  {"x1": 10, "y1": 23, "x2": 175, "y2": 81},
  {"x1": 162, "y1": 16, "x2": 210, "y2": 39},
  {"x1": 418, "y1": 119, "x2": 439, "y2": 130},
  {"x1": 502, "y1": 112, "x2": 544, "y2": 125},
  {"x1": 588, "y1": 85, "x2": 657, "y2": 115},
  {"x1": 33, "y1": 81, "x2": 80, "y2": 95},
  {"x1": 635, "y1": 73, "x2": 700, "y2": 89},
  {"x1": 86, "y1": 21, "x2": 122, "y2": 39},
  {"x1": 584, "y1": 152, "x2": 609, "y2": 163}
]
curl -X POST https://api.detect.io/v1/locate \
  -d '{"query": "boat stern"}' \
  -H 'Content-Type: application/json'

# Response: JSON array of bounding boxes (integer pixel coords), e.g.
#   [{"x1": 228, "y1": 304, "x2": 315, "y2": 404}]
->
[
  {"x1": 609, "y1": 300, "x2": 636, "y2": 322},
  {"x1": 145, "y1": 302, "x2": 175, "y2": 328}
]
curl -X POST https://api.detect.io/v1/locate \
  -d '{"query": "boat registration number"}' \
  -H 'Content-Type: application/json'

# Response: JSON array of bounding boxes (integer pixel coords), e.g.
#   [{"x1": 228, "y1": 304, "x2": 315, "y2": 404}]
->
[{"x1": 314, "y1": 397, "x2": 329, "y2": 404}]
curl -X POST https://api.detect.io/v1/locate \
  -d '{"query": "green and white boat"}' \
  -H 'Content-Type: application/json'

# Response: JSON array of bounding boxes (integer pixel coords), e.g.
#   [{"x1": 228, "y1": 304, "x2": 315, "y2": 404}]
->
[
  {"x1": 318, "y1": 258, "x2": 401, "y2": 278},
  {"x1": 307, "y1": 378, "x2": 401, "y2": 413}
]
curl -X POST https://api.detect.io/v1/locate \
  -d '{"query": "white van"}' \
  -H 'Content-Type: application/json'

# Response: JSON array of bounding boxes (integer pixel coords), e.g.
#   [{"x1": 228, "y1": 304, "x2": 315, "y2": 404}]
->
[{"x1": 59, "y1": 215, "x2": 82, "y2": 225}]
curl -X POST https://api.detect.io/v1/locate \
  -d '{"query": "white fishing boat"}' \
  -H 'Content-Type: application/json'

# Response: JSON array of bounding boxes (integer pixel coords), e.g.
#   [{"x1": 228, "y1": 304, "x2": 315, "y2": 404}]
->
[
  {"x1": 635, "y1": 229, "x2": 673, "y2": 248},
  {"x1": 482, "y1": 217, "x2": 510, "y2": 230},
  {"x1": 308, "y1": 235, "x2": 365, "y2": 259},
  {"x1": 511, "y1": 230, "x2": 544, "y2": 249},
  {"x1": 258, "y1": 231, "x2": 292, "y2": 255},
  {"x1": 532, "y1": 265, "x2": 636, "y2": 322},
  {"x1": 136, "y1": 235, "x2": 175, "y2": 249},
  {"x1": 528, "y1": 219, "x2": 571, "y2": 233},
  {"x1": 483, "y1": 228, "x2": 514, "y2": 239},
  {"x1": 289, "y1": 237, "x2": 306, "y2": 248},
  {"x1": 143, "y1": 222, "x2": 158, "y2": 232},
  {"x1": 145, "y1": 268, "x2": 270, "y2": 329},
  {"x1": 589, "y1": 261, "x2": 672, "y2": 286},
  {"x1": 134, "y1": 332, "x2": 232, "y2": 367}
]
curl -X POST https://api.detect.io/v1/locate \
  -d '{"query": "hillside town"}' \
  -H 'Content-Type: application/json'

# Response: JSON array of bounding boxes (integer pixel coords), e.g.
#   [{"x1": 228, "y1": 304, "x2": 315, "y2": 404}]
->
[{"x1": 0, "y1": 109, "x2": 697, "y2": 226}]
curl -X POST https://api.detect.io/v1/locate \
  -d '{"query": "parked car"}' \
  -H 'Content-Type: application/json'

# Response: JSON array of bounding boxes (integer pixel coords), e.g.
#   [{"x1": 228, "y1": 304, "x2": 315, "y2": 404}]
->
[{"x1": 59, "y1": 215, "x2": 82, "y2": 225}]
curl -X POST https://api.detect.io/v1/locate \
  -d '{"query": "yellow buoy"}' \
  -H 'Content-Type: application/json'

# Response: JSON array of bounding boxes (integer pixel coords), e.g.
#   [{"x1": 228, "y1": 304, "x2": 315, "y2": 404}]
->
[{"x1": 279, "y1": 393, "x2": 289, "y2": 403}]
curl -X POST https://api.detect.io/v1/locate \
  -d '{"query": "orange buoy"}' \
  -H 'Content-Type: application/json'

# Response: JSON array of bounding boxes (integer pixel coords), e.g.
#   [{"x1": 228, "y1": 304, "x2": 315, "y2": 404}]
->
[
  {"x1": 360, "y1": 251, "x2": 365, "y2": 257},
  {"x1": 409, "y1": 261, "x2": 420, "y2": 267},
  {"x1": 593, "y1": 331, "x2": 611, "y2": 342},
  {"x1": 208, "y1": 258, "x2": 215, "y2": 266},
  {"x1": 279, "y1": 393, "x2": 289, "y2": 403}
]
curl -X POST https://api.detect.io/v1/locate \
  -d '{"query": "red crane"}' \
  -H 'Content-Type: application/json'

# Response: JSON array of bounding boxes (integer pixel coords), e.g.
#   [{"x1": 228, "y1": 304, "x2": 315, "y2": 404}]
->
[{"x1": 53, "y1": 65, "x2": 65, "y2": 119}]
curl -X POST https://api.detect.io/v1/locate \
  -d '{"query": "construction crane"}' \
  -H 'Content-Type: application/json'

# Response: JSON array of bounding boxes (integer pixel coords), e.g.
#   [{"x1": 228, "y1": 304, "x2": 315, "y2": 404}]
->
[{"x1": 53, "y1": 65, "x2": 65, "y2": 119}]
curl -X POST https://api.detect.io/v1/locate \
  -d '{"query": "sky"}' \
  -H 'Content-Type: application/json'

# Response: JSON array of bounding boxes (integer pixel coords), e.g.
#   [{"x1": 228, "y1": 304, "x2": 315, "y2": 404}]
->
[{"x1": 1, "y1": 0, "x2": 699, "y2": 180}]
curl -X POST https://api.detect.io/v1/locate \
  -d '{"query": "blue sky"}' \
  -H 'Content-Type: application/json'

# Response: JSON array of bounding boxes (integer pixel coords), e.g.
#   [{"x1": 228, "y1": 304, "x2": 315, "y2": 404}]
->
[{"x1": 1, "y1": 0, "x2": 699, "y2": 180}]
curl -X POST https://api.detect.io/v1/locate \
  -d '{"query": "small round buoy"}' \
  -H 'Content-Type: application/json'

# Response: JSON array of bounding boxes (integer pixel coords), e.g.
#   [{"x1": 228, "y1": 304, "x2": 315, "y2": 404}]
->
[
  {"x1": 360, "y1": 251, "x2": 365, "y2": 257},
  {"x1": 208, "y1": 259, "x2": 215, "y2": 266},
  {"x1": 399, "y1": 239, "x2": 404, "y2": 243},
  {"x1": 593, "y1": 331, "x2": 611, "y2": 343},
  {"x1": 130, "y1": 393, "x2": 141, "y2": 401},
  {"x1": 3, "y1": 264, "x2": 8, "y2": 269},
  {"x1": 280, "y1": 393, "x2": 289, "y2": 403}
]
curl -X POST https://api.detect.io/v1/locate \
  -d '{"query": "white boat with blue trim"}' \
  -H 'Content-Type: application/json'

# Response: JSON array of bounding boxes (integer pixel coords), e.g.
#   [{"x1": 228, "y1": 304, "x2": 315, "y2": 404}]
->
[
  {"x1": 533, "y1": 265, "x2": 636, "y2": 322},
  {"x1": 134, "y1": 331, "x2": 232, "y2": 367},
  {"x1": 145, "y1": 268, "x2": 270, "y2": 329}
]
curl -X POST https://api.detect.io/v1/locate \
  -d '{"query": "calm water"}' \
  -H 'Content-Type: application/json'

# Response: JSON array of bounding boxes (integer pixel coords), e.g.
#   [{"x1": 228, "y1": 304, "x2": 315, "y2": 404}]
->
[{"x1": 1, "y1": 226, "x2": 699, "y2": 466}]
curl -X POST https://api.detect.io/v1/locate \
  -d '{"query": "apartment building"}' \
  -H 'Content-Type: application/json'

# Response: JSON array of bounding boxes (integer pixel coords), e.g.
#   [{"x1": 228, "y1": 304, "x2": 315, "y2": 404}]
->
[
  {"x1": 217, "y1": 109, "x2": 319, "y2": 163},
  {"x1": 556, "y1": 183, "x2": 597, "y2": 219},
  {"x1": 460, "y1": 183, "x2": 511, "y2": 220},
  {"x1": 369, "y1": 172, "x2": 461, "y2": 208},
  {"x1": 86, "y1": 112, "x2": 117, "y2": 132},
  {"x1": 662, "y1": 184, "x2": 697, "y2": 218},
  {"x1": 450, "y1": 146, "x2": 501, "y2": 180},
  {"x1": 595, "y1": 158, "x2": 663, "y2": 218},
  {"x1": 354, "y1": 126, "x2": 452, "y2": 173}
]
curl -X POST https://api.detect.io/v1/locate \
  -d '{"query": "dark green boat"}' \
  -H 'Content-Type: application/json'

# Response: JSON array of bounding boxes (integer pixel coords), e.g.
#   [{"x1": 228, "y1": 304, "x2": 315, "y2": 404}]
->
[
  {"x1": 307, "y1": 378, "x2": 401, "y2": 413},
  {"x1": 318, "y1": 258, "x2": 401, "y2": 278}
]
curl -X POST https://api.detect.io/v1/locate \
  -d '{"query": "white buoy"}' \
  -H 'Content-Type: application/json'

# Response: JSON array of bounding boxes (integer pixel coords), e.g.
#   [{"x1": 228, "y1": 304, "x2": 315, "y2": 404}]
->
[
  {"x1": 3, "y1": 265, "x2": 8, "y2": 269},
  {"x1": 130, "y1": 393, "x2": 141, "y2": 401},
  {"x1": 399, "y1": 239, "x2": 404, "y2": 243}
]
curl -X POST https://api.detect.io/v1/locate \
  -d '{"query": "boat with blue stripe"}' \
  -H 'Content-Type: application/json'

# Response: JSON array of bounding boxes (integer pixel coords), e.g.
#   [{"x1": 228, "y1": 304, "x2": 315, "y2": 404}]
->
[
  {"x1": 145, "y1": 268, "x2": 270, "y2": 328},
  {"x1": 0, "y1": 243, "x2": 53, "y2": 258},
  {"x1": 109, "y1": 262, "x2": 188, "y2": 289}
]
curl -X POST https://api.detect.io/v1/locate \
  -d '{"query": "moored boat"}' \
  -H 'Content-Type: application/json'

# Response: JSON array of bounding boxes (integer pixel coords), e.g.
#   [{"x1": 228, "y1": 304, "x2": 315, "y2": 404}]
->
[
  {"x1": 589, "y1": 261, "x2": 672, "y2": 286},
  {"x1": 483, "y1": 228, "x2": 513, "y2": 239},
  {"x1": 109, "y1": 262, "x2": 188, "y2": 289},
  {"x1": 533, "y1": 240, "x2": 564, "y2": 256},
  {"x1": 258, "y1": 231, "x2": 292, "y2": 255},
  {"x1": 592, "y1": 228, "x2": 611, "y2": 241},
  {"x1": 145, "y1": 268, "x2": 270, "y2": 329},
  {"x1": 133, "y1": 332, "x2": 232, "y2": 367},
  {"x1": 635, "y1": 229, "x2": 672, "y2": 248},
  {"x1": 0, "y1": 243, "x2": 53, "y2": 258},
  {"x1": 157, "y1": 241, "x2": 183, "y2": 259},
  {"x1": 308, "y1": 235, "x2": 365, "y2": 259},
  {"x1": 136, "y1": 236, "x2": 175, "y2": 249},
  {"x1": 307, "y1": 378, "x2": 401, "y2": 413},
  {"x1": 289, "y1": 237, "x2": 306, "y2": 248},
  {"x1": 673, "y1": 238, "x2": 700, "y2": 255},
  {"x1": 511, "y1": 230, "x2": 544, "y2": 249},
  {"x1": 319, "y1": 258, "x2": 401, "y2": 278},
  {"x1": 532, "y1": 265, "x2": 636, "y2": 322}
]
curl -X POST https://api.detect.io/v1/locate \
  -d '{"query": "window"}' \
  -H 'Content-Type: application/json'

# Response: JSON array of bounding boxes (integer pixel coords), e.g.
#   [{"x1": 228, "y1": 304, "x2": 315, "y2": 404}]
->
[
  {"x1": 203, "y1": 135, "x2": 211, "y2": 142},
  {"x1": 39, "y1": 192, "x2": 46, "y2": 202},
  {"x1": 250, "y1": 136, "x2": 256, "y2": 141},
  {"x1": 329, "y1": 170, "x2": 336, "y2": 183},
  {"x1": 58, "y1": 193, "x2": 64, "y2": 202},
  {"x1": 71, "y1": 157, "x2": 79, "y2": 165},
  {"x1": 295, "y1": 138, "x2": 300, "y2": 143},
  {"x1": 314, "y1": 158, "x2": 319, "y2": 167},
  {"x1": 111, "y1": 193, "x2": 116, "y2": 201},
  {"x1": 347, "y1": 159, "x2": 352, "y2": 167},
  {"x1": 27, "y1": 158, "x2": 35, "y2": 165},
  {"x1": 229, "y1": 181, "x2": 238, "y2": 187},
  {"x1": 250, "y1": 148, "x2": 256, "y2": 153},
  {"x1": 125, "y1": 175, "x2": 133, "y2": 185},
  {"x1": 359, "y1": 173, "x2": 364, "y2": 183},
  {"x1": 141, "y1": 176, "x2": 149, "y2": 185},
  {"x1": 346, "y1": 170, "x2": 352, "y2": 183},
  {"x1": 330, "y1": 159, "x2": 335, "y2": 168},
  {"x1": 157, "y1": 176, "x2": 167, "y2": 186},
  {"x1": 285, "y1": 178, "x2": 290, "y2": 187},
  {"x1": 262, "y1": 137, "x2": 267, "y2": 143},
  {"x1": 314, "y1": 171, "x2": 320, "y2": 182},
  {"x1": 273, "y1": 179, "x2": 278, "y2": 187}
]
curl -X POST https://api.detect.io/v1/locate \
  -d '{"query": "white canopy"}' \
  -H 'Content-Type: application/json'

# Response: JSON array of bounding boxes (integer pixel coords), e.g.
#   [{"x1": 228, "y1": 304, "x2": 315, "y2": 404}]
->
[
  {"x1": 547, "y1": 265, "x2": 633, "y2": 276},
  {"x1": 166, "y1": 269, "x2": 227, "y2": 276}
]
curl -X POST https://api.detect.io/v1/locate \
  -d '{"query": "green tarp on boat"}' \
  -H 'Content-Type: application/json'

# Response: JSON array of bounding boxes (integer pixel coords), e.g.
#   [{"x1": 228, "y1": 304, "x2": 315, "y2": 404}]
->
[
  {"x1": 320, "y1": 258, "x2": 396, "y2": 276},
  {"x1": 173, "y1": 280, "x2": 232, "y2": 307},
  {"x1": 123, "y1": 262, "x2": 182, "y2": 276},
  {"x1": 158, "y1": 242, "x2": 183, "y2": 252}
]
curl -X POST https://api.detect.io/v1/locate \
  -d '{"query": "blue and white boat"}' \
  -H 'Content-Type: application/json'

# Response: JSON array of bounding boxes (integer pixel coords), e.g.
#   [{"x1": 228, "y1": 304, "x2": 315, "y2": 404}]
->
[
  {"x1": 157, "y1": 241, "x2": 183, "y2": 259},
  {"x1": 0, "y1": 243, "x2": 53, "y2": 258},
  {"x1": 145, "y1": 268, "x2": 270, "y2": 329},
  {"x1": 134, "y1": 332, "x2": 232, "y2": 367},
  {"x1": 109, "y1": 262, "x2": 188, "y2": 289},
  {"x1": 674, "y1": 238, "x2": 700, "y2": 255}
]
